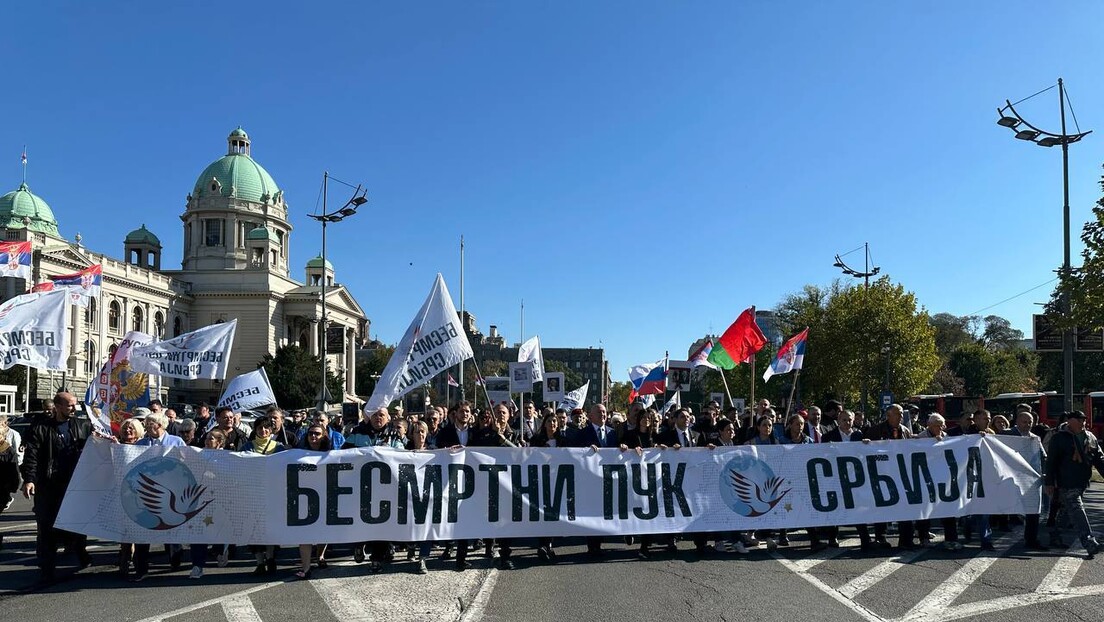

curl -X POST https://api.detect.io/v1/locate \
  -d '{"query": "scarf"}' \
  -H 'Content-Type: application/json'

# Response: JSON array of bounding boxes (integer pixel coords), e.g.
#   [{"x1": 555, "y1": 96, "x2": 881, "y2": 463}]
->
[{"x1": 252, "y1": 437, "x2": 276, "y2": 455}]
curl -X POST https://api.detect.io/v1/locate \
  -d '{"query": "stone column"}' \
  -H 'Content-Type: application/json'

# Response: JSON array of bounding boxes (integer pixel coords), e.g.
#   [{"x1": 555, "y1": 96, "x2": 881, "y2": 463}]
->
[
  {"x1": 345, "y1": 326, "x2": 356, "y2": 396},
  {"x1": 308, "y1": 319, "x2": 319, "y2": 356}
]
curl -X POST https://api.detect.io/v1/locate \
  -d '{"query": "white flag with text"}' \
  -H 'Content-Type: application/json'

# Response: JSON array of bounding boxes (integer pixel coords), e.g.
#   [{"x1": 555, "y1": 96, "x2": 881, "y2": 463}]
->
[
  {"x1": 128, "y1": 320, "x2": 237, "y2": 380},
  {"x1": 559, "y1": 381, "x2": 590, "y2": 412},
  {"x1": 0, "y1": 289, "x2": 68, "y2": 371},
  {"x1": 365, "y1": 274, "x2": 473, "y2": 412},
  {"x1": 518, "y1": 335, "x2": 545, "y2": 382},
  {"x1": 218, "y1": 367, "x2": 277, "y2": 412}
]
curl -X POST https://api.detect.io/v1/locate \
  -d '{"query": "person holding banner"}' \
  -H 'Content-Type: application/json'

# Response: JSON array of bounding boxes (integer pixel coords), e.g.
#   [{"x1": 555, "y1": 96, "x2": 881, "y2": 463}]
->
[
  {"x1": 242, "y1": 416, "x2": 286, "y2": 455},
  {"x1": 295, "y1": 422, "x2": 334, "y2": 579},
  {"x1": 406, "y1": 420, "x2": 436, "y2": 574},
  {"x1": 211, "y1": 407, "x2": 248, "y2": 451},
  {"x1": 114, "y1": 417, "x2": 145, "y2": 578},
  {"x1": 343, "y1": 407, "x2": 404, "y2": 572},
  {"x1": 20, "y1": 392, "x2": 93, "y2": 584},
  {"x1": 916, "y1": 414, "x2": 963, "y2": 551},
  {"x1": 571, "y1": 404, "x2": 626, "y2": 558},
  {"x1": 866, "y1": 404, "x2": 915, "y2": 550},
  {"x1": 459, "y1": 407, "x2": 520, "y2": 570},
  {"x1": 529, "y1": 412, "x2": 570, "y2": 562}
]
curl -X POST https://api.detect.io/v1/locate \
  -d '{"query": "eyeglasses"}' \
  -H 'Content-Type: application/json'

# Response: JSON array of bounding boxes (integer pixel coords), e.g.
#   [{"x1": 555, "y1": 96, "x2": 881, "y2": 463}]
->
[{"x1": 308, "y1": 431, "x2": 324, "y2": 437}]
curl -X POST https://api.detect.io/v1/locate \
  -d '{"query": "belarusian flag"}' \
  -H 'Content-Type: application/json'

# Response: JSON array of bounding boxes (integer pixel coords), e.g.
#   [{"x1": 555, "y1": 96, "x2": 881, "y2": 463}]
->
[{"x1": 706, "y1": 307, "x2": 767, "y2": 370}]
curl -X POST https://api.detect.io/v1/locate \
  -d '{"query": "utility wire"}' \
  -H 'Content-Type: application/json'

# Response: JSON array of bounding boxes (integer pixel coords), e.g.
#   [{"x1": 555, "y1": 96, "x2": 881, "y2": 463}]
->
[
  {"x1": 1010, "y1": 83, "x2": 1057, "y2": 108},
  {"x1": 966, "y1": 278, "x2": 1057, "y2": 316}
]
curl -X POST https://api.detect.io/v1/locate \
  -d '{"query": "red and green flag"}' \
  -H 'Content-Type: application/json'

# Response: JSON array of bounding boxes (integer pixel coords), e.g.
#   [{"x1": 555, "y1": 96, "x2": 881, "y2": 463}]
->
[{"x1": 706, "y1": 307, "x2": 767, "y2": 370}]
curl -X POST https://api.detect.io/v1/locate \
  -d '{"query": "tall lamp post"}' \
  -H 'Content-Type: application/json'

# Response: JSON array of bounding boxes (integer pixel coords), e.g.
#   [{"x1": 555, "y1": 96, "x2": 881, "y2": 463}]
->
[
  {"x1": 833, "y1": 242, "x2": 880, "y2": 414},
  {"x1": 997, "y1": 79, "x2": 1091, "y2": 413},
  {"x1": 308, "y1": 172, "x2": 368, "y2": 412}
]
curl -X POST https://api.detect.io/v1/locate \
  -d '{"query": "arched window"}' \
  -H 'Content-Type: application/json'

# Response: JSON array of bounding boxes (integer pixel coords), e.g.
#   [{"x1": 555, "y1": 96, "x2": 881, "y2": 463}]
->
[
  {"x1": 108, "y1": 301, "x2": 120, "y2": 331},
  {"x1": 173, "y1": 316, "x2": 182, "y2": 337},
  {"x1": 85, "y1": 297, "x2": 97, "y2": 328},
  {"x1": 154, "y1": 311, "x2": 164, "y2": 338},
  {"x1": 132, "y1": 306, "x2": 143, "y2": 333},
  {"x1": 84, "y1": 340, "x2": 97, "y2": 375}
]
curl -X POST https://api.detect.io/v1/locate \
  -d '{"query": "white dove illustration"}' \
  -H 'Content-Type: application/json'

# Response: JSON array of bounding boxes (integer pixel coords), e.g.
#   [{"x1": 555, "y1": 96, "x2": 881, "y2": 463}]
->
[
  {"x1": 136, "y1": 473, "x2": 213, "y2": 530},
  {"x1": 729, "y1": 470, "x2": 790, "y2": 516}
]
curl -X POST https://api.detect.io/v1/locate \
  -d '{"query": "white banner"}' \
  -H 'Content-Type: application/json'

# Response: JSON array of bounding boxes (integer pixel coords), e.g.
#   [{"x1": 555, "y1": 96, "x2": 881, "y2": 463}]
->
[
  {"x1": 129, "y1": 320, "x2": 237, "y2": 380},
  {"x1": 518, "y1": 335, "x2": 544, "y2": 382},
  {"x1": 560, "y1": 381, "x2": 589, "y2": 411},
  {"x1": 218, "y1": 368, "x2": 277, "y2": 412},
  {"x1": 0, "y1": 290, "x2": 68, "y2": 371},
  {"x1": 365, "y1": 274, "x2": 473, "y2": 412},
  {"x1": 57, "y1": 436, "x2": 1042, "y2": 545}
]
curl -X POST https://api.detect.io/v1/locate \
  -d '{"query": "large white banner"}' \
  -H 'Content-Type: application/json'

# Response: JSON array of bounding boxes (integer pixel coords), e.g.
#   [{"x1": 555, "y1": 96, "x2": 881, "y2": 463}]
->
[
  {"x1": 57, "y1": 436, "x2": 1042, "y2": 546},
  {"x1": 365, "y1": 274, "x2": 473, "y2": 412},
  {"x1": 218, "y1": 368, "x2": 277, "y2": 412},
  {"x1": 129, "y1": 320, "x2": 237, "y2": 380},
  {"x1": 0, "y1": 289, "x2": 68, "y2": 371}
]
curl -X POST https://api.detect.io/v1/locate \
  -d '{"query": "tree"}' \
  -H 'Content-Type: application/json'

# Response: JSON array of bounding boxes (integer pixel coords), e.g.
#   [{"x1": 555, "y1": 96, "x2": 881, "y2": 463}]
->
[
  {"x1": 259, "y1": 345, "x2": 343, "y2": 410},
  {"x1": 930, "y1": 313, "x2": 978, "y2": 356},
  {"x1": 1053, "y1": 167, "x2": 1104, "y2": 331},
  {"x1": 608, "y1": 381, "x2": 632, "y2": 410},
  {"x1": 355, "y1": 345, "x2": 395, "y2": 397},
  {"x1": 981, "y1": 315, "x2": 1024, "y2": 349},
  {"x1": 948, "y1": 342, "x2": 1038, "y2": 396}
]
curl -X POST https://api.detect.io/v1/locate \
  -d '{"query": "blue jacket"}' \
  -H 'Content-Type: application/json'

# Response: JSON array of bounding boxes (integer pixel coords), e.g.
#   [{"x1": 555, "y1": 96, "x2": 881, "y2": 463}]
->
[{"x1": 571, "y1": 423, "x2": 620, "y2": 448}]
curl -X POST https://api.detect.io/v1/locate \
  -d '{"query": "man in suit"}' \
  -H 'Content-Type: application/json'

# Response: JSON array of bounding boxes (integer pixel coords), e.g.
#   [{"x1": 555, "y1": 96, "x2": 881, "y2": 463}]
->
[
  {"x1": 571, "y1": 404, "x2": 623, "y2": 557},
  {"x1": 1000, "y1": 410, "x2": 1047, "y2": 550},
  {"x1": 805, "y1": 406, "x2": 832, "y2": 443},
  {"x1": 820, "y1": 410, "x2": 868, "y2": 549},
  {"x1": 866, "y1": 404, "x2": 914, "y2": 549},
  {"x1": 660, "y1": 409, "x2": 708, "y2": 449},
  {"x1": 436, "y1": 401, "x2": 474, "y2": 449}
]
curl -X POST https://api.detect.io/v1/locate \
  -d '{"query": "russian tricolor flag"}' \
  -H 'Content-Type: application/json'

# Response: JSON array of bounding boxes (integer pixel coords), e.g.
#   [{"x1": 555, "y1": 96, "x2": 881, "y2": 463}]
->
[
  {"x1": 628, "y1": 360, "x2": 667, "y2": 403},
  {"x1": 763, "y1": 328, "x2": 808, "y2": 381}
]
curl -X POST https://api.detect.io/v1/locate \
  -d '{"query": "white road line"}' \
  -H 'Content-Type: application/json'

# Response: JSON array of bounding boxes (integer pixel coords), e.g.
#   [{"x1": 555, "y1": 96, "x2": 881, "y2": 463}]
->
[
  {"x1": 0, "y1": 521, "x2": 37, "y2": 532},
  {"x1": 221, "y1": 595, "x2": 264, "y2": 622},
  {"x1": 772, "y1": 552, "x2": 885, "y2": 622},
  {"x1": 900, "y1": 538, "x2": 1017, "y2": 621},
  {"x1": 131, "y1": 580, "x2": 285, "y2": 622},
  {"x1": 790, "y1": 538, "x2": 860, "y2": 572},
  {"x1": 931, "y1": 584, "x2": 1104, "y2": 622},
  {"x1": 837, "y1": 548, "x2": 927, "y2": 599},
  {"x1": 1036, "y1": 545, "x2": 1081, "y2": 593},
  {"x1": 458, "y1": 568, "x2": 499, "y2": 622},
  {"x1": 3, "y1": 543, "x2": 113, "y2": 565},
  {"x1": 311, "y1": 575, "x2": 377, "y2": 622}
]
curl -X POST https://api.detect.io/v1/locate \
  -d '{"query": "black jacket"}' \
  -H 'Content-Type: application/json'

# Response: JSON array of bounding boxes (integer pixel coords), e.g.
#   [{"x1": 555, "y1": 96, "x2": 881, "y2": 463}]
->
[
  {"x1": 19, "y1": 414, "x2": 91, "y2": 489},
  {"x1": 1045, "y1": 427, "x2": 1104, "y2": 490},
  {"x1": 865, "y1": 421, "x2": 912, "y2": 441},
  {"x1": 822, "y1": 428, "x2": 865, "y2": 443}
]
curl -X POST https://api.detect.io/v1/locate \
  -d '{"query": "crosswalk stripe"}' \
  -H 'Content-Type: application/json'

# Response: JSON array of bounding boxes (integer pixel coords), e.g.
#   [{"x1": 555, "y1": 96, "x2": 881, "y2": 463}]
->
[{"x1": 222, "y1": 595, "x2": 264, "y2": 622}]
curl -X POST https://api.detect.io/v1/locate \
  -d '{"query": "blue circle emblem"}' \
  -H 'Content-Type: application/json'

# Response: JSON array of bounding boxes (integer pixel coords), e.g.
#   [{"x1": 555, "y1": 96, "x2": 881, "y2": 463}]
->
[
  {"x1": 120, "y1": 457, "x2": 207, "y2": 530},
  {"x1": 719, "y1": 453, "x2": 790, "y2": 517}
]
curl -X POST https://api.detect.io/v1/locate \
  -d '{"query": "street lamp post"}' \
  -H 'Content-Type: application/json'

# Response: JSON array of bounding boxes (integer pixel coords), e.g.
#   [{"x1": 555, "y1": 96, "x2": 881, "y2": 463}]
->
[
  {"x1": 308, "y1": 172, "x2": 368, "y2": 412},
  {"x1": 833, "y1": 242, "x2": 881, "y2": 414},
  {"x1": 997, "y1": 79, "x2": 1091, "y2": 414}
]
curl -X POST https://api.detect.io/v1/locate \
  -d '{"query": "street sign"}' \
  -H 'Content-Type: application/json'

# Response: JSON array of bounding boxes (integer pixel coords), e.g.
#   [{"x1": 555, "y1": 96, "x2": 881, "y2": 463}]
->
[
  {"x1": 1076, "y1": 327, "x2": 1104, "y2": 352},
  {"x1": 1034, "y1": 314, "x2": 1063, "y2": 352},
  {"x1": 880, "y1": 391, "x2": 893, "y2": 412}
]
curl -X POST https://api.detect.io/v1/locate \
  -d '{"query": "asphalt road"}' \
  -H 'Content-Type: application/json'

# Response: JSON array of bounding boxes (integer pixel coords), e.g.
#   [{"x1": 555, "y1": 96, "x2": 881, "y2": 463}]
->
[{"x1": 5, "y1": 492, "x2": 1104, "y2": 622}]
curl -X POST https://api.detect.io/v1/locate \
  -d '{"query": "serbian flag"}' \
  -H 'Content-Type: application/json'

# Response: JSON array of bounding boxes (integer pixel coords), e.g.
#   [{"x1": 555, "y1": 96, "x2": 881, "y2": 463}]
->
[
  {"x1": 0, "y1": 241, "x2": 32, "y2": 280},
  {"x1": 689, "y1": 339, "x2": 718, "y2": 370},
  {"x1": 706, "y1": 307, "x2": 767, "y2": 370},
  {"x1": 628, "y1": 360, "x2": 666, "y2": 402},
  {"x1": 474, "y1": 367, "x2": 485, "y2": 387},
  {"x1": 448, "y1": 373, "x2": 459, "y2": 387},
  {"x1": 50, "y1": 264, "x2": 102, "y2": 308},
  {"x1": 763, "y1": 328, "x2": 809, "y2": 381},
  {"x1": 31, "y1": 281, "x2": 55, "y2": 293}
]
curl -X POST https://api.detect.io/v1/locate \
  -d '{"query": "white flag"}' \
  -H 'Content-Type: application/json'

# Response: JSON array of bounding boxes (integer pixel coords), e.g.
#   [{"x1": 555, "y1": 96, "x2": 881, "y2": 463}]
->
[
  {"x1": 659, "y1": 391, "x2": 682, "y2": 417},
  {"x1": 559, "y1": 381, "x2": 590, "y2": 412},
  {"x1": 518, "y1": 335, "x2": 545, "y2": 382},
  {"x1": 365, "y1": 274, "x2": 473, "y2": 412},
  {"x1": 0, "y1": 289, "x2": 68, "y2": 371},
  {"x1": 218, "y1": 367, "x2": 277, "y2": 412},
  {"x1": 128, "y1": 320, "x2": 237, "y2": 380}
]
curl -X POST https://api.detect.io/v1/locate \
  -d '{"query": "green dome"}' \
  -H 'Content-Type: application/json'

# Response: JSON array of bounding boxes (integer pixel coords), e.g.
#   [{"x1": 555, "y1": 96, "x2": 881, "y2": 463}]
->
[
  {"x1": 229, "y1": 126, "x2": 248, "y2": 139},
  {"x1": 247, "y1": 225, "x2": 279, "y2": 243},
  {"x1": 306, "y1": 255, "x2": 333, "y2": 270},
  {"x1": 0, "y1": 183, "x2": 60, "y2": 237},
  {"x1": 194, "y1": 153, "x2": 279, "y2": 203},
  {"x1": 125, "y1": 224, "x2": 161, "y2": 246}
]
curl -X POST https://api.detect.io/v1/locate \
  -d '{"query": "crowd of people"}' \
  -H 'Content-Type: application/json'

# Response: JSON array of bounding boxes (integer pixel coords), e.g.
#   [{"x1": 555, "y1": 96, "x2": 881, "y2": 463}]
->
[{"x1": 9, "y1": 390, "x2": 1104, "y2": 587}]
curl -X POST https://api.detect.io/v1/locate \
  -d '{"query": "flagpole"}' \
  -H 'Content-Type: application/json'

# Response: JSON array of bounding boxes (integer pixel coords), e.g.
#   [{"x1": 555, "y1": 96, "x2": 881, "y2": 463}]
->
[
  {"x1": 472, "y1": 358, "x2": 493, "y2": 407},
  {"x1": 717, "y1": 368, "x2": 734, "y2": 409},
  {"x1": 785, "y1": 369, "x2": 800, "y2": 419},
  {"x1": 519, "y1": 299, "x2": 524, "y2": 444},
  {"x1": 459, "y1": 234, "x2": 464, "y2": 403}
]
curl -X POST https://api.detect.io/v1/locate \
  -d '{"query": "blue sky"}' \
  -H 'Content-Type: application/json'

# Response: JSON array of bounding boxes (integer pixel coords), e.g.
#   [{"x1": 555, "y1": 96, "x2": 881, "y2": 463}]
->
[{"x1": 3, "y1": 2, "x2": 1104, "y2": 383}]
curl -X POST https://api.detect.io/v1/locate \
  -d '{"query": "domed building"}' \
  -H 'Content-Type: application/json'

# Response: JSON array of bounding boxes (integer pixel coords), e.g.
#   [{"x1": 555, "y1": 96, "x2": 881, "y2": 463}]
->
[{"x1": 1, "y1": 128, "x2": 369, "y2": 407}]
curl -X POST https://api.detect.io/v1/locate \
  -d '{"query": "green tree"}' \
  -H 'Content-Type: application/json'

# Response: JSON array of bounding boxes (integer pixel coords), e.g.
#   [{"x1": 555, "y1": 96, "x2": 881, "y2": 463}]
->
[
  {"x1": 354, "y1": 345, "x2": 395, "y2": 396},
  {"x1": 930, "y1": 313, "x2": 978, "y2": 356},
  {"x1": 608, "y1": 380, "x2": 632, "y2": 409},
  {"x1": 1053, "y1": 167, "x2": 1104, "y2": 331},
  {"x1": 260, "y1": 345, "x2": 343, "y2": 410}
]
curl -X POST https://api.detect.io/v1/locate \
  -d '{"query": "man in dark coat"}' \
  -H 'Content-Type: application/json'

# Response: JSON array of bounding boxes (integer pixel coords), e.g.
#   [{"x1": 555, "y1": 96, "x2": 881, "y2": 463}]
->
[
  {"x1": 1045, "y1": 410, "x2": 1104, "y2": 557},
  {"x1": 20, "y1": 392, "x2": 92, "y2": 583}
]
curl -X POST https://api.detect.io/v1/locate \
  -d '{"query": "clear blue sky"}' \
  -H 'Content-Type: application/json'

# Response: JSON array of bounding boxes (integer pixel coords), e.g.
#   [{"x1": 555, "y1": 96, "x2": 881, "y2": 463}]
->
[{"x1": 4, "y1": 2, "x2": 1104, "y2": 384}]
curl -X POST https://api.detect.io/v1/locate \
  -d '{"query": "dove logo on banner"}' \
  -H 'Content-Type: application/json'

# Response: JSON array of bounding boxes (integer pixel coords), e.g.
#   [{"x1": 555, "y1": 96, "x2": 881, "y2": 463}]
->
[
  {"x1": 365, "y1": 274, "x2": 473, "y2": 412},
  {"x1": 720, "y1": 454, "x2": 791, "y2": 517}
]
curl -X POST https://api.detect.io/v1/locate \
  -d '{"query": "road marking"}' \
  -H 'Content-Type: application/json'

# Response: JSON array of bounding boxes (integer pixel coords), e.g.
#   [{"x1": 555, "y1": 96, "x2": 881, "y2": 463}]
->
[
  {"x1": 311, "y1": 575, "x2": 376, "y2": 621},
  {"x1": 0, "y1": 521, "x2": 37, "y2": 532},
  {"x1": 3, "y1": 543, "x2": 113, "y2": 566},
  {"x1": 222, "y1": 595, "x2": 264, "y2": 622},
  {"x1": 789, "y1": 538, "x2": 859, "y2": 572},
  {"x1": 458, "y1": 568, "x2": 498, "y2": 622},
  {"x1": 1036, "y1": 545, "x2": 1081, "y2": 593},
  {"x1": 837, "y1": 548, "x2": 928, "y2": 598},
  {"x1": 773, "y1": 552, "x2": 886, "y2": 622},
  {"x1": 131, "y1": 580, "x2": 285, "y2": 622},
  {"x1": 901, "y1": 535, "x2": 1018, "y2": 620}
]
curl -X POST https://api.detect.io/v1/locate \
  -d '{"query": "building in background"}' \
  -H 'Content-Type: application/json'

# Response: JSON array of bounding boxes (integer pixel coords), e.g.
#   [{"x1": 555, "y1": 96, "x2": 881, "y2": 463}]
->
[{"x1": 0, "y1": 128, "x2": 368, "y2": 409}]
